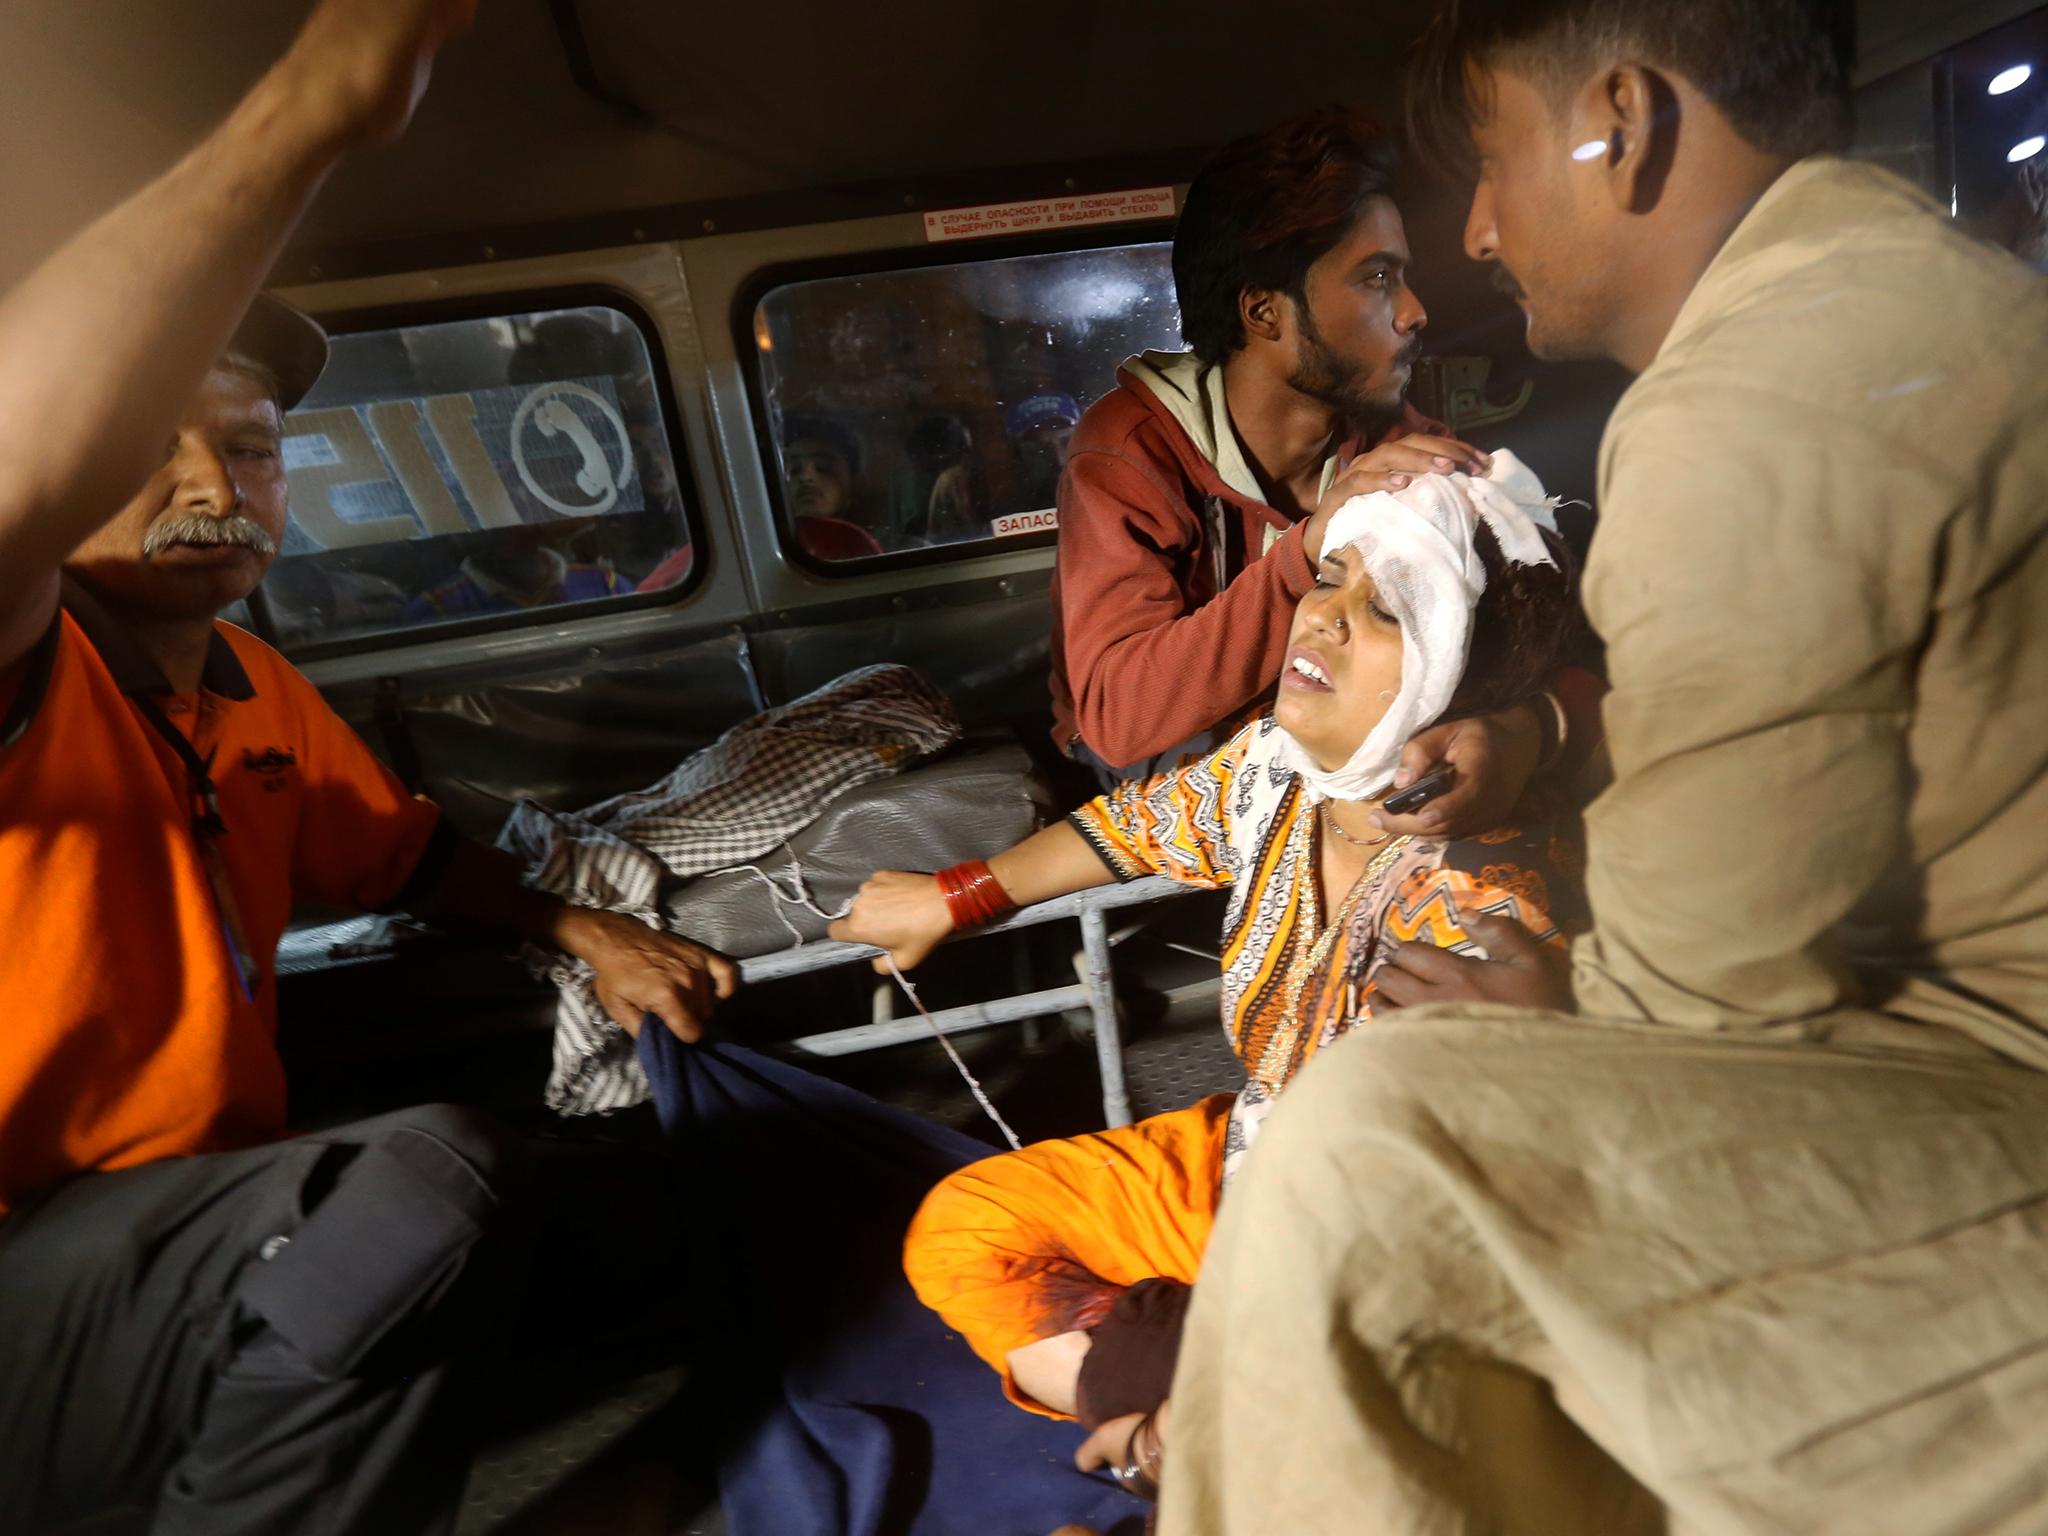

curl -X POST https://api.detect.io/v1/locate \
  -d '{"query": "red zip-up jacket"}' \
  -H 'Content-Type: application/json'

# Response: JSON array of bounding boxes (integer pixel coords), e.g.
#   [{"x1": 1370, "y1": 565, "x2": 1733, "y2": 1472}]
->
[{"x1": 1047, "y1": 367, "x2": 1442, "y2": 768}]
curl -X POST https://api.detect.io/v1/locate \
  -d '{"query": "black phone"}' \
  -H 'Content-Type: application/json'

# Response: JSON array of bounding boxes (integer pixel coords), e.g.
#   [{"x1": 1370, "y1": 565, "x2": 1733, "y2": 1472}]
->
[{"x1": 1383, "y1": 766, "x2": 1455, "y2": 817}]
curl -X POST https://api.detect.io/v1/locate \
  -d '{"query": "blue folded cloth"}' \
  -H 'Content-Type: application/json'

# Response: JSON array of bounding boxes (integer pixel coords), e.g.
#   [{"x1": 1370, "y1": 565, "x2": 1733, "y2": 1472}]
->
[{"x1": 636, "y1": 1021, "x2": 1141, "y2": 1536}]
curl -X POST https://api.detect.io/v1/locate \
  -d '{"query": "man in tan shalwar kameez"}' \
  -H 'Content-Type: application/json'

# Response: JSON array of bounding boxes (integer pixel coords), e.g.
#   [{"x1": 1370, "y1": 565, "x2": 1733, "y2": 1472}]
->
[{"x1": 1147, "y1": 2, "x2": 2048, "y2": 1532}]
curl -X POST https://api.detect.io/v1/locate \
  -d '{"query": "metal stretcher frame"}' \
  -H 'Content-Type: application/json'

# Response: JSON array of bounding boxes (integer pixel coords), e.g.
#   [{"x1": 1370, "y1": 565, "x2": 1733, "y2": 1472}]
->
[{"x1": 737, "y1": 874, "x2": 1195, "y2": 1128}]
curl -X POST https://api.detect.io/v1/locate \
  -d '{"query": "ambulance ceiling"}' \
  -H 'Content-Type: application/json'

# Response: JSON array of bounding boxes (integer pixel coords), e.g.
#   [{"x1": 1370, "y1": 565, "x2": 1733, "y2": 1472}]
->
[{"x1": 0, "y1": 0, "x2": 2037, "y2": 284}]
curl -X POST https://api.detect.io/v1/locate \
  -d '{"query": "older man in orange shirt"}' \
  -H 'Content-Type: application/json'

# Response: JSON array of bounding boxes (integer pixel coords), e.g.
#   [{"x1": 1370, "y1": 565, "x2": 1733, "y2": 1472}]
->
[{"x1": 0, "y1": 4, "x2": 732, "y2": 1532}]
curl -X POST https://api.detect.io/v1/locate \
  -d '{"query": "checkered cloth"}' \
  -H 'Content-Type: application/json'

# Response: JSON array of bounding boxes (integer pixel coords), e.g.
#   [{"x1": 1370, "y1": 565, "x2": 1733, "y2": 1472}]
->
[{"x1": 499, "y1": 664, "x2": 961, "y2": 1114}]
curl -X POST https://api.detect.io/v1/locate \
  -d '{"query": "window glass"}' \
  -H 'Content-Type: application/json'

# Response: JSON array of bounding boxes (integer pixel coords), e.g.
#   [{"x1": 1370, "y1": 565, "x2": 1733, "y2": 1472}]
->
[
  {"x1": 1945, "y1": 10, "x2": 2048, "y2": 271},
  {"x1": 260, "y1": 304, "x2": 693, "y2": 649},
  {"x1": 751, "y1": 242, "x2": 1182, "y2": 563},
  {"x1": 1853, "y1": 9, "x2": 2048, "y2": 271}
]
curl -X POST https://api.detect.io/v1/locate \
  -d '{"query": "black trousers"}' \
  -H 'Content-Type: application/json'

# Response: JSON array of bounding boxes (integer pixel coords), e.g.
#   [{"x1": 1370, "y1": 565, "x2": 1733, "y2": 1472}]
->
[{"x1": 0, "y1": 1105, "x2": 682, "y2": 1536}]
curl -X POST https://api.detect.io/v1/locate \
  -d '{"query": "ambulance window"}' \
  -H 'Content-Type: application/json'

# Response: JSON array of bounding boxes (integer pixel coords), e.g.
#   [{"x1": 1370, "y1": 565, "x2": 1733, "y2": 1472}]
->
[
  {"x1": 749, "y1": 241, "x2": 1182, "y2": 566},
  {"x1": 256, "y1": 303, "x2": 694, "y2": 652}
]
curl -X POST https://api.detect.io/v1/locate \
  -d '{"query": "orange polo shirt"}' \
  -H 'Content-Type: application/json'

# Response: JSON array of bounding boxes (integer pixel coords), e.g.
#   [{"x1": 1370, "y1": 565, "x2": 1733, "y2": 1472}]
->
[{"x1": 0, "y1": 582, "x2": 441, "y2": 1216}]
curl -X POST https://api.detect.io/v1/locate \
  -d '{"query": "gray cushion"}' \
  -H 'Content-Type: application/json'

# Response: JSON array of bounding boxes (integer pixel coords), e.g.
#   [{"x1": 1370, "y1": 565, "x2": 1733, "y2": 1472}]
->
[{"x1": 662, "y1": 745, "x2": 1055, "y2": 958}]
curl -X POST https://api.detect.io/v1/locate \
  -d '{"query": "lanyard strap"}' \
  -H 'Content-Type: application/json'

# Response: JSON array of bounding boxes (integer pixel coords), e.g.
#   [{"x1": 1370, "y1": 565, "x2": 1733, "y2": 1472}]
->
[
  {"x1": 132, "y1": 693, "x2": 224, "y2": 834},
  {"x1": 131, "y1": 692, "x2": 256, "y2": 999}
]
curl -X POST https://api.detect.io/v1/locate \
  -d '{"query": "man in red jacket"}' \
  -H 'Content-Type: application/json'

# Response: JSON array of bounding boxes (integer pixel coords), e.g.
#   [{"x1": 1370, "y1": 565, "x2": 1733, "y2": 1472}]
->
[{"x1": 1050, "y1": 111, "x2": 1583, "y2": 829}]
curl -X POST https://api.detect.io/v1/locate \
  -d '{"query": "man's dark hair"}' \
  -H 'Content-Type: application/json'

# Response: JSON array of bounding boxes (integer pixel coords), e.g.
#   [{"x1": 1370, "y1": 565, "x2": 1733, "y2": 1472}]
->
[
  {"x1": 1442, "y1": 522, "x2": 1578, "y2": 724},
  {"x1": 1174, "y1": 110, "x2": 1399, "y2": 365},
  {"x1": 1405, "y1": 0, "x2": 1854, "y2": 175},
  {"x1": 781, "y1": 414, "x2": 862, "y2": 471}
]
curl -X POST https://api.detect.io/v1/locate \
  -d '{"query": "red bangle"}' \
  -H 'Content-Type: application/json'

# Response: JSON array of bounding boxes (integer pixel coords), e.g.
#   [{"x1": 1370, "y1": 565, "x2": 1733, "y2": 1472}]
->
[
  {"x1": 940, "y1": 862, "x2": 1011, "y2": 928},
  {"x1": 936, "y1": 860, "x2": 1017, "y2": 930}
]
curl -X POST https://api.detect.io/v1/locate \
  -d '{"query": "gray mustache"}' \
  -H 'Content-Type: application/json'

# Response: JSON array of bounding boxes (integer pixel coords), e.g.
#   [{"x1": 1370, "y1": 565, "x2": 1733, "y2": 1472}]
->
[{"x1": 142, "y1": 514, "x2": 277, "y2": 559}]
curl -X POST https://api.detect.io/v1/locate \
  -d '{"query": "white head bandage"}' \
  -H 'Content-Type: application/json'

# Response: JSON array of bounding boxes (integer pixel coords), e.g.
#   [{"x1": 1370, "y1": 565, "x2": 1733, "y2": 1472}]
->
[{"x1": 1276, "y1": 448, "x2": 1561, "y2": 802}]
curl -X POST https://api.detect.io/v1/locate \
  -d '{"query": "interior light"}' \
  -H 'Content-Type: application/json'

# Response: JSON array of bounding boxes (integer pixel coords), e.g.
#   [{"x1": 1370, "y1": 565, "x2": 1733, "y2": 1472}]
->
[
  {"x1": 2009, "y1": 135, "x2": 2046, "y2": 164},
  {"x1": 1571, "y1": 139, "x2": 1605, "y2": 161},
  {"x1": 1989, "y1": 63, "x2": 2032, "y2": 95}
]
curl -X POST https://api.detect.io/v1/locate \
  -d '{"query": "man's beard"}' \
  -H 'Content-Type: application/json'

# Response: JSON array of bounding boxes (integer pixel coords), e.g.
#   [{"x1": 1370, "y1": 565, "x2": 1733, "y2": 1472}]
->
[
  {"x1": 1287, "y1": 307, "x2": 1413, "y2": 442},
  {"x1": 141, "y1": 512, "x2": 277, "y2": 560}
]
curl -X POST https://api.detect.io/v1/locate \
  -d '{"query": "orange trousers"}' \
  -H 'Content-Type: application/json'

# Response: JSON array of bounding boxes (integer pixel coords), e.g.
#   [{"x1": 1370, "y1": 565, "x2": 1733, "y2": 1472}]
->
[{"x1": 903, "y1": 1093, "x2": 1234, "y2": 1417}]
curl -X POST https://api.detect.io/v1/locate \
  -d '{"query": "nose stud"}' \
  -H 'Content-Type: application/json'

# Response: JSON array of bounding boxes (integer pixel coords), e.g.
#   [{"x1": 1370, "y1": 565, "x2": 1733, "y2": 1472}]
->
[{"x1": 1333, "y1": 616, "x2": 1348, "y2": 630}]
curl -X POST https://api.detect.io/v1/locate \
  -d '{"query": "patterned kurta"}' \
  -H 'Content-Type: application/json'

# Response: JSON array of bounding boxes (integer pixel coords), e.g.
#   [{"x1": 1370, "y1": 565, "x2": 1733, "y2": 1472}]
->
[
  {"x1": 904, "y1": 712, "x2": 1587, "y2": 1406},
  {"x1": 1070, "y1": 712, "x2": 1585, "y2": 1178}
]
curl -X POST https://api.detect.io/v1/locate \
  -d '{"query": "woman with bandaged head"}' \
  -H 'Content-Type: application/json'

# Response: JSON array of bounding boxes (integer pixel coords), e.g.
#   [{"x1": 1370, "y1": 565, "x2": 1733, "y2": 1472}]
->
[{"x1": 831, "y1": 451, "x2": 1585, "y2": 1495}]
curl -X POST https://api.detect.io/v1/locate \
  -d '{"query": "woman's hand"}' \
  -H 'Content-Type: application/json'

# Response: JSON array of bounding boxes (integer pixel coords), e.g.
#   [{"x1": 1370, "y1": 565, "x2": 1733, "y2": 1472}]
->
[
  {"x1": 829, "y1": 871, "x2": 954, "y2": 974},
  {"x1": 1304, "y1": 434, "x2": 1491, "y2": 561}
]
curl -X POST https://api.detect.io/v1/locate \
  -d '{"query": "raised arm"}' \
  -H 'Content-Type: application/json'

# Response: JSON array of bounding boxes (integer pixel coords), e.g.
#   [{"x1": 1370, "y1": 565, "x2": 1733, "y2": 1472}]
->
[{"x1": 0, "y1": 0, "x2": 475, "y2": 669}]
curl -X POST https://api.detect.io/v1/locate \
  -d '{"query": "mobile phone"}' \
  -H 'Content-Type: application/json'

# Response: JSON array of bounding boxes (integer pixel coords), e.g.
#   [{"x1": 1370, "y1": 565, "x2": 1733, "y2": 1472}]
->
[{"x1": 1383, "y1": 766, "x2": 1454, "y2": 817}]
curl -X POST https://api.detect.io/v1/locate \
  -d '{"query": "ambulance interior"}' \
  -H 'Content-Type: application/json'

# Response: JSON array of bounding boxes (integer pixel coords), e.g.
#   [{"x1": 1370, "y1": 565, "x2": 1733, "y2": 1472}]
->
[{"x1": 4, "y1": 1, "x2": 2043, "y2": 1528}]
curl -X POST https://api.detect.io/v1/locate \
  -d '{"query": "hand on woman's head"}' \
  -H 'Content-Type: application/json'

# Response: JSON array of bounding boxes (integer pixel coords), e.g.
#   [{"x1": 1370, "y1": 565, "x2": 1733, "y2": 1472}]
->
[
  {"x1": 1273, "y1": 545, "x2": 1406, "y2": 773},
  {"x1": 1304, "y1": 433, "x2": 1490, "y2": 561}
]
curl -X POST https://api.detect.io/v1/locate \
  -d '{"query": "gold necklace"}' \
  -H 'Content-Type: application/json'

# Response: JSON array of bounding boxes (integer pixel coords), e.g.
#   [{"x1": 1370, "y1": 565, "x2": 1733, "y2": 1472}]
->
[
  {"x1": 1273, "y1": 820, "x2": 1415, "y2": 1043},
  {"x1": 1321, "y1": 801, "x2": 1391, "y2": 848}
]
